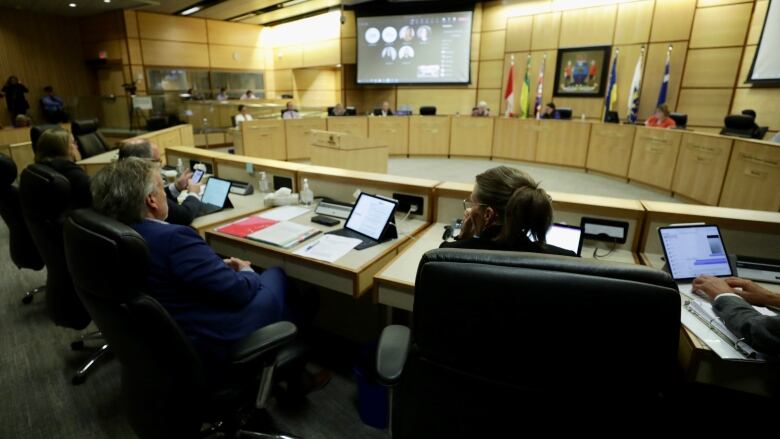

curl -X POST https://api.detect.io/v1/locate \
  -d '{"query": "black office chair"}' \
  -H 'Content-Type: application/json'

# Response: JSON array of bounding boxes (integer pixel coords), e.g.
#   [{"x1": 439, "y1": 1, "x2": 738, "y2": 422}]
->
[
  {"x1": 0, "y1": 154, "x2": 45, "y2": 303},
  {"x1": 19, "y1": 164, "x2": 110, "y2": 384},
  {"x1": 604, "y1": 110, "x2": 619, "y2": 123},
  {"x1": 419, "y1": 106, "x2": 437, "y2": 116},
  {"x1": 670, "y1": 112, "x2": 688, "y2": 129},
  {"x1": 63, "y1": 208, "x2": 302, "y2": 439},
  {"x1": 377, "y1": 249, "x2": 681, "y2": 436},
  {"x1": 345, "y1": 106, "x2": 357, "y2": 116},
  {"x1": 720, "y1": 114, "x2": 759, "y2": 138},
  {"x1": 71, "y1": 119, "x2": 109, "y2": 159},
  {"x1": 557, "y1": 107, "x2": 573, "y2": 120},
  {"x1": 30, "y1": 124, "x2": 60, "y2": 153}
]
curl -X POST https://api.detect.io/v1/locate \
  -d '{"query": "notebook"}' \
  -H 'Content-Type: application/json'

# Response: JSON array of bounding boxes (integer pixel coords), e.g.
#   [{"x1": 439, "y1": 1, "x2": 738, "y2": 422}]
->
[
  {"x1": 247, "y1": 221, "x2": 320, "y2": 248},
  {"x1": 217, "y1": 216, "x2": 278, "y2": 238}
]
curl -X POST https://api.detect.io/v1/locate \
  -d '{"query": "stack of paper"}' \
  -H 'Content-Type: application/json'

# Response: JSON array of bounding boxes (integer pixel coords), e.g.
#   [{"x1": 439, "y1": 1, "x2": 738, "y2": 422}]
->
[
  {"x1": 293, "y1": 234, "x2": 362, "y2": 263},
  {"x1": 259, "y1": 206, "x2": 310, "y2": 221},
  {"x1": 248, "y1": 221, "x2": 320, "y2": 248}
]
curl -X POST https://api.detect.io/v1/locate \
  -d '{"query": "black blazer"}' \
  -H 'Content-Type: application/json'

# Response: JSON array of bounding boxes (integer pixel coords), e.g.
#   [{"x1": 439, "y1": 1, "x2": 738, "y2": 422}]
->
[
  {"x1": 713, "y1": 295, "x2": 780, "y2": 355},
  {"x1": 45, "y1": 158, "x2": 91, "y2": 209},
  {"x1": 164, "y1": 186, "x2": 202, "y2": 226},
  {"x1": 440, "y1": 225, "x2": 577, "y2": 257}
]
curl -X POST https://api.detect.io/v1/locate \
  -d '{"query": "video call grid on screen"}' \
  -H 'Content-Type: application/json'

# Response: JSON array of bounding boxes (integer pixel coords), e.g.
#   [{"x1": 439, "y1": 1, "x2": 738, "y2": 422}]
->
[{"x1": 356, "y1": 11, "x2": 473, "y2": 85}]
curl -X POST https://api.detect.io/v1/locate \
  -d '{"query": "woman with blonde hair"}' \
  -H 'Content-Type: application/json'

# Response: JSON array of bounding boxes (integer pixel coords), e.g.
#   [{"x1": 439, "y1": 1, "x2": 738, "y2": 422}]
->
[{"x1": 35, "y1": 128, "x2": 91, "y2": 208}]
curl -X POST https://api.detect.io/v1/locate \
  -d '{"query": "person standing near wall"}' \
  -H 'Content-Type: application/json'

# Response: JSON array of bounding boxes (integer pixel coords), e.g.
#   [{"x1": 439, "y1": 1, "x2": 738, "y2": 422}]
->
[{"x1": 2, "y1": 76, "x2": 30, "y2": 123}]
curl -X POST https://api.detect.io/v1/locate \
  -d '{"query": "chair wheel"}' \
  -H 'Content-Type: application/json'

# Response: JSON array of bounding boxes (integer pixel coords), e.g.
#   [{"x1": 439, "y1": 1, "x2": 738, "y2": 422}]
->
[
  {"x1": 71, "y1": 340, "x2": 85, "y2": 351},
  {"x1": 22, "y1": 294, "x2": 33, "y2": 304},
  {"x1": 72, "y1": 374, "x2": 86, "y2": 385}
]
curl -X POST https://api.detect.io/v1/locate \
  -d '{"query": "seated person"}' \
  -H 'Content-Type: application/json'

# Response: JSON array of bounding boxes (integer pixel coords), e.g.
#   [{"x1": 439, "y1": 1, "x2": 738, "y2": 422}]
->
[
  {"x1": 235, "y1": 104, "x2": 253, "y2": 125},
  {"x1": 240, "y1": 89, "x2": 257, "y2": 100},
  {"x1": 374, "y1": 101, "x2": 393, "y2": 117},
  {"x1": 331, "y1": 103, "x2": 346, "y2": 116},
  {"x1": 441, "y1": 166, "x2": 576, "y2": 257},
  {"x1": 215, "y1": 87, "x2": 228, "y2": 102},
  {"x1": 644, "y1": 104, "x2": 676, "y2": 129},
  {"x1": 41, "y1": 85, "x2": 68, "y2": 123},
  {"x1": 118, "y1": 139, "x2": 204, "y2": 226},
  {"x1": 471, "y1": 100, "x2": 490, "y2": 117},
  {"x1": 90, "y1": 158, "x2": 291, "y2": 369},
  {"x1": 34, "y1": 128, "x2": 90, "y2": 209},
  {"x1": 282, "y1": 101, "x2": 301, "y2": 120},
  {"x1": 540, "y1": 102, "x2": 560, "y2": 120},
  {"x1": 693, "y1": 275, "x2": 780, "y2": 355}
]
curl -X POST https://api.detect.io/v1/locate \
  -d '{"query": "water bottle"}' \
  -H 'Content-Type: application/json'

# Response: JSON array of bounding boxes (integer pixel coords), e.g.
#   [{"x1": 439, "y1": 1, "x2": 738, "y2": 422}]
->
[
  {"x1": 258, "y1": 171, "x2": 269, "y2": 193},
  {"x1": 581, "y1": 113, "x2": 586, "y2": 121},
  {"x1": 300, "y1": 178, "x2": 314, "y2": 206},
  {"x1": 176, "y1": 158, "x2": 184, "y2": 176}
]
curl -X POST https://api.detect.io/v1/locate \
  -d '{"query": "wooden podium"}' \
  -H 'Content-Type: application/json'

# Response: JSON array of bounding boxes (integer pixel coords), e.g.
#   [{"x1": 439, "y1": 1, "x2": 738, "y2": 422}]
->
[{"x1": 309, "y1": 130, "x2": 388, "y2": 173}]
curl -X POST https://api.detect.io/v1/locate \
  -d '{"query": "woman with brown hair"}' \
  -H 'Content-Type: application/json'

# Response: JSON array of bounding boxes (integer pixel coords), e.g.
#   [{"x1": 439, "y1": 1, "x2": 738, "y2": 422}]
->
[
  {"x1": 644, "y1": 104, "x2": 676, "y2": 129},
  {"x1": 35, "y1": 128, "x2": 91, "y2": 209},
  {"x1": 441, "y1": 166, "x2": 576, "y2": 256}
]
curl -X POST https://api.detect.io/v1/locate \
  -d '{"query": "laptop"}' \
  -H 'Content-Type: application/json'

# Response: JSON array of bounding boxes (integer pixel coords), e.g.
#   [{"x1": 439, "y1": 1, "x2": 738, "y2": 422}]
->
[
  {"x1": 198, "y1": 177, "x2": 232, "y2": 215},
  {"x1": 326, "y1": 193, "x2": 397, "y2": 250},
  {"x1": 658, "y1": 224, "x2": 733, "y2": 283},
  {"x1": 527, "y1": 223, "x2": 584, "y2": 256}
]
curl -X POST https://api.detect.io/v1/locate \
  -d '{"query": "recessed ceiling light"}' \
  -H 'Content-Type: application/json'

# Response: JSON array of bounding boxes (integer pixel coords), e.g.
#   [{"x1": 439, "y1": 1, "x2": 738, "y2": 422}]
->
[
  {"x1": 69, "y1": 2, "x2": 77, "y2": 7},
  {"x1": 104, "y1": 0, "x2": 111, "y2": 3},
  {"x1": 180, "y1": 6, "x2": 201, "y2": 15}
]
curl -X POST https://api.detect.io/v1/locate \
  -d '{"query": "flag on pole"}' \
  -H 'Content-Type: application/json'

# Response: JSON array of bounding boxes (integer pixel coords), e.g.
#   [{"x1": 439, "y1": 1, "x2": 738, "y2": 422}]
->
[
  {"x1": 604, "y1": 49, "x2": 618, "y2": 121},
  {"x1": 534, "y1": 54, "x2": 546, "y2": 119},
  {"x1": 520, "y1": 55, "x2": 531, "y2": 118},
  {"x1": 657, "y1": 46, "x2": 672, "y2": 107},
  {"x1": 627, "y1": 47, "x2": 645, "y2": 123},
  {"x1": 504, "y1": 56, "x2": 515, "y2": 117}
]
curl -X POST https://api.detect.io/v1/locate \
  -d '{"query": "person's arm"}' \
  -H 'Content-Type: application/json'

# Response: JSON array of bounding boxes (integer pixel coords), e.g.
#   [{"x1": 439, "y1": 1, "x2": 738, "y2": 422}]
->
[
  {"x1": 713, "y1": 296, "x2": 780, "y2": 355},
  {"x1": 166, "y1": 226, "x2": 261, "y2": 309},
  {"x1": 165, "y1": 197, "x2": 198, "y2": 226}
]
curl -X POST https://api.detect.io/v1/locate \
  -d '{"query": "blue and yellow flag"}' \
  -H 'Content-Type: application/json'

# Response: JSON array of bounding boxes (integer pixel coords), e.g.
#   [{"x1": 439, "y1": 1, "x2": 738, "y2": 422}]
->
[{"x1": 604, "y1": 50, "x2": 618, "y2": 121}]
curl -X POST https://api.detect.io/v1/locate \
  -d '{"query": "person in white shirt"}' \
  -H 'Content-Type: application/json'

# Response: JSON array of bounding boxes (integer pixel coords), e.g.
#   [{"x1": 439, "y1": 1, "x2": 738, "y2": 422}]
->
[
  {"x1": 235, "y1": 105, "x2": 253, "y2": 125},
  {"x1": 216, "y1": 87, "x2": 228, "y2": 102},
  {"x1": 374, "y1": 101, "x2": 393, "y2": 117},
  {"x1": 282, "y1": 101, "x2": 301, "y2": 120},
  {"x1": 240, "y1": 90, "x2": 256, "y2": 100}
]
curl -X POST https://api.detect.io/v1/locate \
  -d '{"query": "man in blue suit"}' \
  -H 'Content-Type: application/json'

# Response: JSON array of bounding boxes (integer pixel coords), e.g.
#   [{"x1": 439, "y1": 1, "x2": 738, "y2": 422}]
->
[{"x1": 90, "y1": 158, "x2": 289, "y2": 366}]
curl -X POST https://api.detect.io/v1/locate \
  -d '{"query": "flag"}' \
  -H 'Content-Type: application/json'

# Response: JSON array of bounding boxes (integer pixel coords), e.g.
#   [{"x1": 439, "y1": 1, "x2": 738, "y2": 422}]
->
[
  {"x1": 504, "y1": 58, "x2": 515, "y2": 117},
  {"x1": 657, "y1": 46, "x2": 671, "y2": 107},
  {"x1": 534, "y1": 55, "x2": 546, "y2": 119},
  {"x1": 520, "y1": 55, "x2": 531, "y2": 118},
  {"x1": 604, "y1": 50, "x2": 618, "y2": 121},
  {"x1": 627, "y1": 47, "x2": 644, "y2": 123}
]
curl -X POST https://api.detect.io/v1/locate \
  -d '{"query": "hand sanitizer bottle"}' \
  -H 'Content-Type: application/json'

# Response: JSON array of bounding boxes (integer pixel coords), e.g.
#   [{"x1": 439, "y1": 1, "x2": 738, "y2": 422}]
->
[
  {"x1": 258, "y1": 171, "x2": 269, "y2": 193},
  {"x1": 176, "y1": 158, "x2": 184, "y2": 176},
  {"x1": 300, "y1": 178, "x2": 314, "y2": 206}
]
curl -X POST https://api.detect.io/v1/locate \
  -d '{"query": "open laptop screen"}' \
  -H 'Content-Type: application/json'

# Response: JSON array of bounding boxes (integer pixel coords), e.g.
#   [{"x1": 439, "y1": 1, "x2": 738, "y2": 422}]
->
[
  {"x1": 201, "y1": 177, "x2": 231, "y2": 207},
  {"x1": 528, "y1": 223, "x2": 583, "y2": 256},
  {"x1": 659, "y1": 224, "x2": 733, "y2": 281},
  {"x1": 345, "y1": 193, "x2": 396, "y2": 241}
]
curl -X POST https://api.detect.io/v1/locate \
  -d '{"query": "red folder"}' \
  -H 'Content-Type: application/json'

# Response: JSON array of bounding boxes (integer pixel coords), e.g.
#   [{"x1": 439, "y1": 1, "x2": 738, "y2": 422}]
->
[{"x1": 217, "y1": 216, "x2": 278, "y2": 238}]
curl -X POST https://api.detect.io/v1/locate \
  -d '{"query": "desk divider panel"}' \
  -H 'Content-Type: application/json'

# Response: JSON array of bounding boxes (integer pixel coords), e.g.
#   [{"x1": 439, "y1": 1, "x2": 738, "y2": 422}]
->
[
  {"x1": 536, "y1": 120, "x2": 591, "y2": 167},
  {"x1": 449, "y1": 116, "x2": 494, "y2": 158},
  {"x1": 285, "y1": 118, "x2": 327, "y2": 160},
  {"x1": 408, "y1": 116, "x2": 451, "y2": 156},
  {"x1": 671, "y1": 132, "x2": 733, "y2": 206},
  {"x1": 719, "y1": 140, "x2": 780, "y2": 212},
  {"x1": 586, "y1": 123, "x2": 636, "y2": 178},
  {"x1": 491, "y1": 118, "x2": 539, "y2": 162},
  {"x1": 368, "y1": 117, "x2": 409, "y2": 156},
  {"x1": 628, "y1": 127, "x2": 683, "y2": 190},
  {"x1": 240, "y1": 119, "x2": 286, "y2": 161},
  {"x1": 326, "y1": 116, "x2": 368, "y2": 138}
]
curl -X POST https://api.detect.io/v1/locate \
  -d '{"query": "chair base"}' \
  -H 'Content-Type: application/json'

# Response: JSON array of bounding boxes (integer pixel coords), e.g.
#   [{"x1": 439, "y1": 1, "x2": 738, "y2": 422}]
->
[
  {"x1": 21, "y1": 285, "x2": 45, "y2": 304},
  {"x1": 72, "y1": 343, "x2": 111, "y2": 385}
]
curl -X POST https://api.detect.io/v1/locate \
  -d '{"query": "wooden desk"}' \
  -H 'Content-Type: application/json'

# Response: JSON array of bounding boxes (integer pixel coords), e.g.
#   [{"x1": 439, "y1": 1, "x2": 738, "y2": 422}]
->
[
  {"x1": 326, "y1": 116, "x2": 368, "y2": 138},
  {"x1": 0, "y1": 127, "x2": 33, "y2": 146},
  {"x1": 125, "y1": 124, "x2": 195, "y2": 163},
  {"x1": 4, "y1": 142, "x2": 35, "y2": 174},
  {"x1": 719, "y1": 139, "x2": 780, "y2": 212},
  {"x1": 536, "y1": 120, "x2": 591, "y2": 167},
  {"x1": 586, "y1": 123, "x2": 636, "y2": 178},
  {"x1": 240, "y1": 119, "x2": 286, "y2": 161},
  {"x1": 285, "y1": 118, "x2": 327, "y2": 160},
  {"x1": 309, "y1": 130, "x2": 388, "y2": 174},
  {"x1": 368, "y1": 117, "x2": 409, "y2": 156},
  {"x1": 671, "y1": 132, "x2": 733, "y2": 205},
  {"x1": 191, "y1": 192, "x2": 267, "y2": 237},
  {"x1": 491, "y1": 118, "x2": 538, "y2": 162},
  {"x1": 77, "y1": 149, "x2": 118, "y2": 177},
  {"x1": 449, "y1": 117, "x2": 494, "y2": 158},
  {"x1": 628, "y1": 127, "x2": 682, "y2": 190},
  {"x1": 408, "y1": 116, "x2": 450, "y2": 156},
  {"x1": 206, "y1": 211, "x2": 429, "y2": 298}
]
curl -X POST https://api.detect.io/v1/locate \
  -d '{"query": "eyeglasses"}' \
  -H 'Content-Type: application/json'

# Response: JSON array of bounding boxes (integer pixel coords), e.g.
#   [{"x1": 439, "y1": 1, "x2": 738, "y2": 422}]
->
[{"x1": 462, "y1": 199, "x2": 487, "y2": 211}]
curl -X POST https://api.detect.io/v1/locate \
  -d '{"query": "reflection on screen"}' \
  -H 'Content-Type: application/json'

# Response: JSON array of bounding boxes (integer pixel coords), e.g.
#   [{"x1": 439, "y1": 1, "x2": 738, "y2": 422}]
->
[
  {"x1": 660, "y1": 226, "x2": 732, "y2": 279},
  {"x1": 357, "y1": 11, "x2": 473, "y2": 84},
  {"x1": 528, "y1": 224, "x2": 582, "y2": 255},
  {"x1": 346, "y1": 194, "x2": 396, "y2": 240},
  {"x1": 202, "y1": 178, "x2": 231, "y2": 207}
]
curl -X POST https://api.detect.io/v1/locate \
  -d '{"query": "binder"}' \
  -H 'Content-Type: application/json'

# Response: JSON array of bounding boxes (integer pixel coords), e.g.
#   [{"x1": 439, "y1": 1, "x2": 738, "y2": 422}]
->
[
  {"x1": 217, "y1": 216, "x2": 278, "y2": 238},
  {"x1": 247, "y1": 221, "x2": 320, "y2": 248}
]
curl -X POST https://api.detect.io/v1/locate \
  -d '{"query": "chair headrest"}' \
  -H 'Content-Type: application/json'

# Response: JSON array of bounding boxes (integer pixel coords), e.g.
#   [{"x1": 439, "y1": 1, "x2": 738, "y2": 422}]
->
[
  {"x1": 30, "y1": 124, "x2": 61, "y2": 151},
  {"x1": 557, "y1": 107, "x2": 573, "y2": 119},
  {"x1": 0, "y1": 154, "x2": 17, "y2": 186},
  {"x1": 71, "y1": 119, "x2": 99, "y2": 135},
  {"x1": 669, "y1": 112, "x2": 687, "y2": 127},
  {"x1": 64, "y1": 209, "x2": 149, "y2": 302},
  {"x1": 19, "y1": 164, "x2": 71, "y2": 219},
  {"x1": 419, "y1": 106, "x2": 437, "y2": 115},
  {"x1": 724, "y1": 114, "x2": 755, "y2": 130}
]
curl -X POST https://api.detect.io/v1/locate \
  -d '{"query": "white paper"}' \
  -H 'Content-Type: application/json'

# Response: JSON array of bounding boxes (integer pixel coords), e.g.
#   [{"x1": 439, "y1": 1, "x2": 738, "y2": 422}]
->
[
  {"x1": 293, "y1": 234, "x2": 362, "y2": 263},
  {"x1": 259, "y1": 206, "x2": 310, "y2": 222}
]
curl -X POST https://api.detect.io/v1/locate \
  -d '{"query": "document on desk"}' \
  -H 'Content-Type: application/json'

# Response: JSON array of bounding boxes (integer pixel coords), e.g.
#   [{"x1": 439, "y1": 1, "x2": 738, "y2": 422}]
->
[
  {"x1": 248, "y1": 221, "x2": 319, "y2": 248},
  {"x1": 259, "y1": 206, "x2": 310, "y2": 222},
  {"x1": 293, "y1": 234, "x2": 362, "y2": 263}
]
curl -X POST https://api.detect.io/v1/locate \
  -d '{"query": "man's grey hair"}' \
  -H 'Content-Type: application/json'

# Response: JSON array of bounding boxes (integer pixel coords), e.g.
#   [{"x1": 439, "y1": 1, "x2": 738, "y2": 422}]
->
[
  {"x1": 118, "y1": 139, "x2": 153, "y2": 160},
  {"x1": 91, "y1": 157, "x2": 157, "y2": 225}
]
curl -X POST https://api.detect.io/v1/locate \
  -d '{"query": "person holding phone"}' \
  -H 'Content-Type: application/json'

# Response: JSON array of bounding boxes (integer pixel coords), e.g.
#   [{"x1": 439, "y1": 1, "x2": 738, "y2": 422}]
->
[{"x1": 119, "y1": 139, "x2": 206, "y2": 226}]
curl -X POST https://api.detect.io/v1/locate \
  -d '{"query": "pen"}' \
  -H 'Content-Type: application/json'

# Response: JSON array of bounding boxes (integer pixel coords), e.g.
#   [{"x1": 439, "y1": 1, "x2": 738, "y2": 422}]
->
[{"x1": 304, "y1": 240, "x2": 320, "y2": 252}]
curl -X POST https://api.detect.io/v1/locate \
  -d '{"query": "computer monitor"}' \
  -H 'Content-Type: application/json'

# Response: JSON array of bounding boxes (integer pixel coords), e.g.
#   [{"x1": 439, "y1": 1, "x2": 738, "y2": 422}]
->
[
  {"x1": 528, "y1": 223, "x2": 583, "y2": 256},
  {"x1": 658, "y1": 224, "x2": 733, "y2": 281}
]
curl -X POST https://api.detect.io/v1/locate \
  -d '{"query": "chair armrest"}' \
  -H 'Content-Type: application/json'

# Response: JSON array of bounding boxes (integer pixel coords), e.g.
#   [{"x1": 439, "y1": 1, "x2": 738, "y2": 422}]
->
[
  {"x1": 229, "y1": 321, "x2": 297, "y2": 365},
  {"x1": 376, "y1": 325, "x2": 411, "y2": 386}
]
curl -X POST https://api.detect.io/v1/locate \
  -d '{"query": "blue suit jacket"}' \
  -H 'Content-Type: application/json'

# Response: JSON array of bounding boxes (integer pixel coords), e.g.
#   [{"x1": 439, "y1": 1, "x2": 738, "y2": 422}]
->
[{"x1": 132, "y1": 219, "x2": 287, "y2": 360}]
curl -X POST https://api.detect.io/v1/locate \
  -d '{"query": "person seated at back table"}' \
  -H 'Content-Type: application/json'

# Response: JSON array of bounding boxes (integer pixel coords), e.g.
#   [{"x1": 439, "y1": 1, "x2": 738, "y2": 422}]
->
[
  {"x1": 235, "y1": 104, "x2": 253, "y2": 125},
  {"x1": 331, "y1": 103, "x2": 346, "y2": 116},
  {"x1": 41, "y1": 85, "x2": 68, "y2": 123},
  {"x1": 540, "y1": 102, "x2": 560, "y2": 120},
  {"x1": 644, "y1": 104, "x2": 676, "y2": 129},
  {"x1": 471, "y1": 100, "x2": 490, "y2": 117},
  {"x1": 374, "y1": 101, "x2": 393, "y2": 117},
  {"x1": 282, "y1": 101, "x2": 301, "y2": 120},
  {"x1": 34, "y1": 128, "x2": 90, "y2": 209},
  {"x1": 441, "y1": 166, "x2": 576, "y2": 257},
  {"x1": 119, "y1": 139, "x2": 204, "y2": 226}
]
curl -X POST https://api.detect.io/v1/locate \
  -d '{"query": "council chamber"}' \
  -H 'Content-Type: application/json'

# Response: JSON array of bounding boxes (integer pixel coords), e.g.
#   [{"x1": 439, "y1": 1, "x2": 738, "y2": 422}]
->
[{"x1": 1, "y1": 0, "x2": 779, "y2": 438}]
